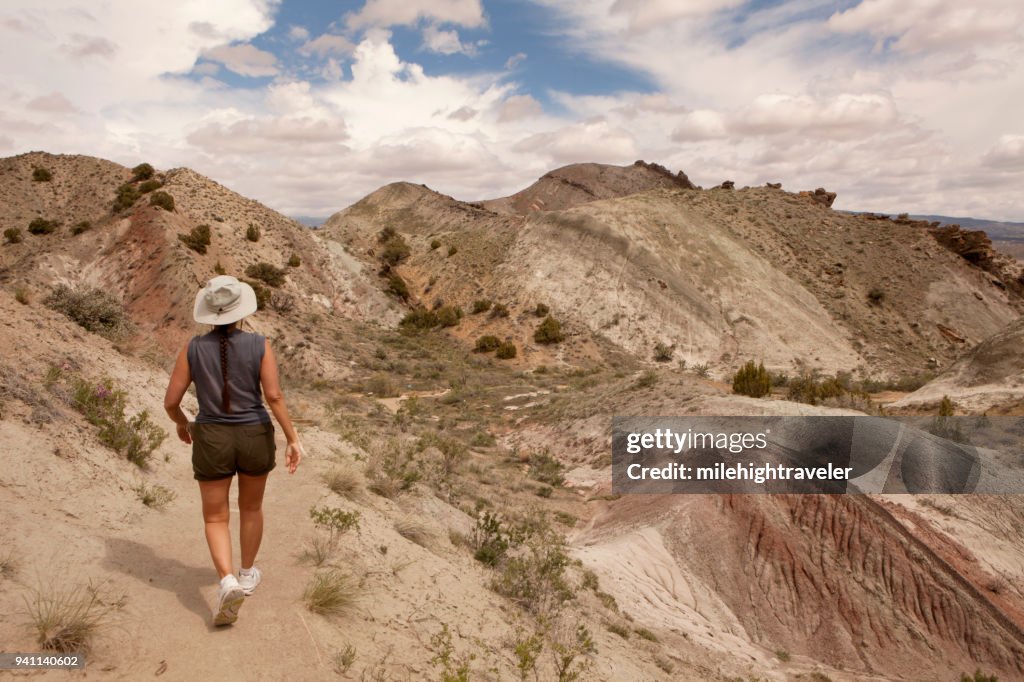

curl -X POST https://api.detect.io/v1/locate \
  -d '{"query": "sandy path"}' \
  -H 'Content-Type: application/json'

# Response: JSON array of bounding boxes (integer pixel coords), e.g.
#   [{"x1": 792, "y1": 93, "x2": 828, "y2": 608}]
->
[{"x1": 93, "y1": 431, "x2": 333, "y2": 680}]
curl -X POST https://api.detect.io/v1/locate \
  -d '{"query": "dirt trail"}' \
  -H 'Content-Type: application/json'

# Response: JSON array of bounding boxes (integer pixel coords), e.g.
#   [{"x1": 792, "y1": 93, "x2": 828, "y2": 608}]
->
[{"x1": 1, "y1": 428, "x2": 337, "y2": 680}]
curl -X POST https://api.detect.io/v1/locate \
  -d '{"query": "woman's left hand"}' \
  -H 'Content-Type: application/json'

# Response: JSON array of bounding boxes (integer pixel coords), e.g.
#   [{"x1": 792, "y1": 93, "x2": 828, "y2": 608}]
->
[{"x1": 177, "y1": 421, "x2": 193, "y2": 445}]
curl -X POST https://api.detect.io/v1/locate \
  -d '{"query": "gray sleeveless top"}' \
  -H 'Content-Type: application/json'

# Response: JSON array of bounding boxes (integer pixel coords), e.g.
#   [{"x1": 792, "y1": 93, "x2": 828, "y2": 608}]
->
[{"x1": 188, "y1": 330, "x2": 270, "y2": 425}]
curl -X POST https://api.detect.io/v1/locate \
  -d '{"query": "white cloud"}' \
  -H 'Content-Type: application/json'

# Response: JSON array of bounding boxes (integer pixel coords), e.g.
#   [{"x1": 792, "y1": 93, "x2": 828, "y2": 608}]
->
[
  {"x1": 287, "y1": 25, "x2": 309, "y2": 41},
  {"x1": 299, "y1": 33, "x2": 354, "y2": 57},
  {"x1": 26, "y1": 91, "x2": 78, "y2": 114},
  {"x1": 447, "y1": 105, "x2": 477, "y2": 121},
  {"x1": 193, "y1": 62, "x2": 221, "y2": 76},
  {"x1": 671, "y1": 110, "x2": 727, "y2": 141},
  {"x1": 504, "y1": 52, "x2": 526, "y2": 69},
  {"x1": 982, "y1": 134, "x2": 1024, "y2": 170},
  {"x1": 611, "y1": 0, "x2": 746, "y2": 33},
  {"x1": 498, "y1": 94, "x2": 543, "y2": 122},
  {"x1": 59, "y1": 33, "x2": 116, "y2": 58},
  {"x1": 347, "y1": 0, "x2": 485, "y2": 29},
  {"x1": 321, "y1": 58, "x2": 345, "y2": 81},
  {"x1": 203, "y1": 43, "x2": 278, "y2": 77},
  {"x1": 828, "y1": 0, "x2": 1024, "y2": 53},
  {"x1": 187, "y1": 116, "x2": 349, "y2": 155},
  {"x1": 422, "y1": 25, "x2": 475, "y2": 56},
  {"x1": 514, "y1": 119, "x2": 638, "y2": 165},
  {"x1": 730, "y1": 92, "x2": 898, "y2": 138}
]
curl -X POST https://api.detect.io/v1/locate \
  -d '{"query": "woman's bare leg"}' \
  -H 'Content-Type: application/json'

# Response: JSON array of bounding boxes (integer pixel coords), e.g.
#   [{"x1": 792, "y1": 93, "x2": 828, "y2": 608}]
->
[
  {"x1": 198, "y1": 477, "x2": 234, "y2": 578},
  {"x1": 237, "y1": 472, "x2": 269, "y2": 570}
]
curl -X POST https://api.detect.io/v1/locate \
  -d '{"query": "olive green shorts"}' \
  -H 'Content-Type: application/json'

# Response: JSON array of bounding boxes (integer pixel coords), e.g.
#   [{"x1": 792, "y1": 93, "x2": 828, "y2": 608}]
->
[{"x1": 191, "y1": 422, "x2": 277, "y2": 481}]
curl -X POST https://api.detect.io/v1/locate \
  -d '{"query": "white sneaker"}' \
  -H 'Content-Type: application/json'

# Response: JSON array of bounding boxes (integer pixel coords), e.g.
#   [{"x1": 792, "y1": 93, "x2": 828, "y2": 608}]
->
[
  {"x1": 213, "y1": 575, "x2": 245, "y2": 626},
  {"x1": 238, "y1": 567, "x2": 262, "y2": 596}
]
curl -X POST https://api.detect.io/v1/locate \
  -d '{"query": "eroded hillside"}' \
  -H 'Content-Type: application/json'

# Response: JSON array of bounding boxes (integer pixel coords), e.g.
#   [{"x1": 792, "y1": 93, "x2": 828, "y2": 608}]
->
[
  {"x1": 323, "y1": 162, "x2": 1022, "y2": 380},
  {"x1": 2, "y1": 152, "x2": 1022, "y2": 681}
]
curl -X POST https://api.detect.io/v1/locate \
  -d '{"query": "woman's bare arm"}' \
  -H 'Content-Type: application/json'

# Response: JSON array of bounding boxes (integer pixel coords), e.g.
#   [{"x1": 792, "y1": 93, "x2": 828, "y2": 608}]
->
[
  {"x1": 261, "y1": 339, "x2": 302, "y2": 473},
  {"x1": 163, "y1": 344, "x2": 193, "y2": 444}
]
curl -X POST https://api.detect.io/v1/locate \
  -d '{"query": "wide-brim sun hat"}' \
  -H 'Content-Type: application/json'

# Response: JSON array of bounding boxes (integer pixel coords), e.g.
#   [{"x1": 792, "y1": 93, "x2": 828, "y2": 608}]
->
[{"x1": 193, "y1": 275, "x2": 258, "y2": 325}]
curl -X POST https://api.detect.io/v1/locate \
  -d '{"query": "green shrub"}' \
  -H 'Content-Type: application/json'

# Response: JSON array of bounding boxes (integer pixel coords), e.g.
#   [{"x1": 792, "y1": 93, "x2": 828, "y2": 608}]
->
[
  {"x1": 534, "y1": 316, "x2": 564, "y2": 344},
  {"x1": 430, "y1": 239, "x2": 442, "y2": 250},
  {"x1": 634, "y1": 369, "x2": 658, "y2": 389},
  {"x1": 867, "y1": 287, "x2": 885, "y2": 305},
  {"x1": 447, "y1": 245, "x2": 458, "y2": 257},
  {"x1": 28, "y1": 217, "x2": 58, "y2": 235},
  {"x1": 691, "y1": 362, "x2": 711, "y2": 378},
  {"x1": 240, "y1": 278, "x2": 271, "y2": 310},
  {"x1": 472, "y1": 511, "x2": 511, "y2": 566},
  {"x1": 534, "y1": 303, "x2": 549, "y2": 317},
  {"x1": 939, "y1": 395, "x2": 955, "y2": 417},
  {"x1": 32, "y1": 167, "x2": 53, "y2": 182},
  {"x1": 429, "y1": 623, "x2": 472, "y2": 682},
  {"x1": 113, "y1": 183, "x2": 140, "y2": 212},
  {"x1": 379, "y1": 235, "x2": 411, "y2": 266},
  {"x1": 490, "y1": 303, "x2": 509, "y2": 318},
  {"x1": 45, "y1": 284, "x2": 130, "y2": 338},
  {"x1": 287, "y1": 253, "x2": 301, "y2": 267},
  {"x1": 15, "y1": 288, "x2": 29, "y2": 305},
  {"x1": 309, "y1": 506, "x2": 361, "y2": 535},
  {"x1": 785, "y1": 371, "x2": 872, "y2": 410},
  {"x1": 529, "y1": 451, "x2": 565, "y2": 487},
  {"x1": 492, "y1": 522, "x2": 574, "y2": 617},
  {"x1": 496, "y1": 341, "x2": 517, "y2": 359},
  {"x1": 138, "y1": 179, "x2": 162, "y2": 194},
  {"x1": 475, "y1": 335, "x2": 501, "y2": 352},
  {"x1": 3, "y1": 227, "x2": 22, "y2": 244},
  {"x1": 653, "y1": 342, "x2": 673, "y2": 362},
  {"x1": 633, "y1": 627, "x2": 659, "y2": 643},
  {"x1": 387, "y1": 273, "x2": 410, "y2": 300},
  {"x1": 149, "y1": 191, "x2": 175, "y2": 211},
  {"x1": 362, "y1": 374, "x2": 398, "y2": 397},
  {"x1": 400, "y1": 308, "x2": 439, "y2": 330},
  {"x1": 246, "y1": 224, "x2": 260, "y2": 242},
  {"x1": 178, "y1": 224, "x2": 211, "y2": 254},
  {"x1": 70, "y1": 221, "x2": 92, "y2": 236},
  {"x1": 472, "y1": 299, "x2": 492, "y2": 314},
  {"x1": 960, "y1": 670, "x2": 999, "y2": 682},
  {"x1": 70, "y1": 376, "x2": 166, "y2": 467},
  {"x1": 245, "y1": 262, "x2": 287, "y2": 287},
  {"x1": 131, "y1": 163, "x2": 154, "y2": 181},
  {"x1": 732, "y1": 360, "x2": 771, "y2": 398},
  {"x1": 606, "y1": 622, "x2": 630, "y2": 639},
  {"x1": 435, "y1": 305, "x2": 461, "y2": 328},
  {"x1": 365, "y1": 442, "x2": 422, "y2": 497}
]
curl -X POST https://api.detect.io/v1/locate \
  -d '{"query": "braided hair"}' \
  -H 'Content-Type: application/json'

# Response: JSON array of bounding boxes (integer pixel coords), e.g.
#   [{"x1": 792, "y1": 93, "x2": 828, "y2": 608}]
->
[{"x1": 216, "y1": 324, "x2": 232, "y2": 413}]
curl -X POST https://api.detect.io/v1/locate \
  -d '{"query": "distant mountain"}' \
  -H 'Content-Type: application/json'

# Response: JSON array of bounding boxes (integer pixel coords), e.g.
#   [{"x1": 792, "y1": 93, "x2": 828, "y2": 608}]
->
[
  {"x1": 290, "y1": 215, "x2": 328, "y2": 228},
  {"x1": 910, "y1": 214, "x2": 1024, "y2": 242}
]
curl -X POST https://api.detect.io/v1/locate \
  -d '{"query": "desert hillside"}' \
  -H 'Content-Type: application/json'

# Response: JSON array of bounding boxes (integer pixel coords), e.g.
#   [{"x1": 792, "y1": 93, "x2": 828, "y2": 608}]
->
[
  {"x1": 2, "y1": 152, "x2": 1023, "y2": 681},
  {"x1": 323, "y1": 162, "x2": 1023, "y2": 380}
]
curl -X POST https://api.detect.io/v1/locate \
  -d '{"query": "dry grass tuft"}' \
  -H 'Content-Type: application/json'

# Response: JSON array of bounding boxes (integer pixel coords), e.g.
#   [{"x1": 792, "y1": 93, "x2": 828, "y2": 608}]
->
[
  {"x1": 0, "y1": 549, "x2": 17, "y2": 579},
  {"x1": 303, "y1": 570, "x2": 362, "y2": 617},
  {"x1": 394, "y1": 517, "x2": 435, "y2": 548},
  {"x1": 322, "y1": 467, "x2": 362, "y2": 499},
  {"x1": 134, "y1": 482, "x2": 176, "y2": 510},
  {"x1": 299, "y1": 534, "x2": 339, "y2": 568},
  {"x1": 24, "y1": 582, "x2": 121, "y2": 653}
]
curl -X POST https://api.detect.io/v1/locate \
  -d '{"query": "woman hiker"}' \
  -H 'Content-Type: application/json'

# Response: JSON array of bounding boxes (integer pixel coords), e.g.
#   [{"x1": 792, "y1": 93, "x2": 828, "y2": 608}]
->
[{"x1": 163, "y1": 275, "x2": 303, "y2": 625}]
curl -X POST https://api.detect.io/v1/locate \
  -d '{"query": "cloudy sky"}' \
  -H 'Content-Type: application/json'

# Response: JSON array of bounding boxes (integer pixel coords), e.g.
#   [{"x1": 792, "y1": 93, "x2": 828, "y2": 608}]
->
[{"x1": 1, "y1": 1, "x2": 1023, "y2": 220}]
